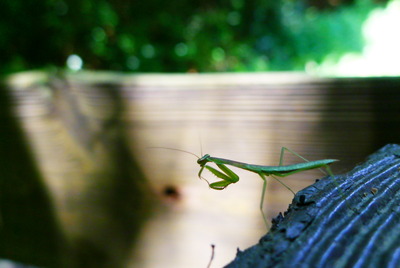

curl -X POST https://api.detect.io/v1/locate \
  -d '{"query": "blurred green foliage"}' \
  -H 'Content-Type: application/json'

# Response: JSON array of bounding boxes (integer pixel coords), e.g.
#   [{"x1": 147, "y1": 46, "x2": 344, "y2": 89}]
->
[{"x1": 0, "y1": 0, "x2": 384, "y2": 73}]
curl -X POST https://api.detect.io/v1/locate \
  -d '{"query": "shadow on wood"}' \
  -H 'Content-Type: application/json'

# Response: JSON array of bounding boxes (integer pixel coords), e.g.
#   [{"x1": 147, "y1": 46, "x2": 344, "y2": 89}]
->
[
  {"x1": 1, "y1": 73, "x2": 155, "y2": 267},
  {"x1": 226, "y1": 144, "x2": 400, "y2": 268},
  {"x1": 0, "y1": 79, "x2": 65, "y2": 266}
]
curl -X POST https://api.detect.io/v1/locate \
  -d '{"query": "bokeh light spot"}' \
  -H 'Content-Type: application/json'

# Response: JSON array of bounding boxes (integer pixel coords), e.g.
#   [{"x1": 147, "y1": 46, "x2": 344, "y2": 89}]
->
[
  {"x1": 175, "y1": 43, "x2": 188, "y2": 57},
  {"x1": 66, "y1": 54, "x2": 83, "y2": 71}
]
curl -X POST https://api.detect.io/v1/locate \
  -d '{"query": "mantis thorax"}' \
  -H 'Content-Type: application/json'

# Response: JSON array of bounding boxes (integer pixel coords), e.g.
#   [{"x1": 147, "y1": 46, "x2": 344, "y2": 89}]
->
[{"x1": 197, "y1": 154, "x2": 211, "y2": 166}]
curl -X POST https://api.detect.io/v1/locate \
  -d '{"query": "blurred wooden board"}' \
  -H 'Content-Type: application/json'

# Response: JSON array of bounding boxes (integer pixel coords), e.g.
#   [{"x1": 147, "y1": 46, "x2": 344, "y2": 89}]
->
[{"x1": 4, "y1": 71, "x2": 400, "y2": 267}]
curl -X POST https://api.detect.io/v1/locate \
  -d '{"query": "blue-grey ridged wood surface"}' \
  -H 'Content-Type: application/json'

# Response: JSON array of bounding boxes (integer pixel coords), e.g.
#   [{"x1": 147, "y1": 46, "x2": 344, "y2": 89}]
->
[{"x1": 226, "y1": 144, "x2": 400, "y2": 268}]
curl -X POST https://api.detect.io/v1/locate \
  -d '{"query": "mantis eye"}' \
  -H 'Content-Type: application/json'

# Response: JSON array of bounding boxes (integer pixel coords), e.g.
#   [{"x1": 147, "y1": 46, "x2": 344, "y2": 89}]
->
[{"x1": 197, "y1": 154, "x2": 211, "y2": 165}]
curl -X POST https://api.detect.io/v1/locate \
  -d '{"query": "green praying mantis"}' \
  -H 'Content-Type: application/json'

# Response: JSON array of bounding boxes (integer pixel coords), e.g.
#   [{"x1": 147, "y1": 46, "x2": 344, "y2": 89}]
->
[{"x1": 154, "y1": 147, "x2": 338, "y2": 227}]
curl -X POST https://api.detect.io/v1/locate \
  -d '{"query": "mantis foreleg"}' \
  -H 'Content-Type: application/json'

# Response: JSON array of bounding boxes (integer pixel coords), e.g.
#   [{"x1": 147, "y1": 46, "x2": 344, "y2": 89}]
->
[{"x1": 202, "y1": 164, "x2": 239, "y2": 190}]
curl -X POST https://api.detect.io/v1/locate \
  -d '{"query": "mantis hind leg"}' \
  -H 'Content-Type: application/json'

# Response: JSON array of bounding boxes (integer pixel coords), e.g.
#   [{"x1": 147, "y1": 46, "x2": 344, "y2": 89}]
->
[
  {"x1": 280, "y1": 147, "x2": 326, "y2": 175},
  {"x1": 270, "y1": 175, "x2": 296, "y2": 195}
]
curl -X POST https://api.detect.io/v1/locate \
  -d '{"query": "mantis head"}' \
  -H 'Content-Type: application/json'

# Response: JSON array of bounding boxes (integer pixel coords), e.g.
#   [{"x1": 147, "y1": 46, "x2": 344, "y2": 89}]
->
[{"x1": 197, "y1": 154, "x2": 211, "y2": 166}]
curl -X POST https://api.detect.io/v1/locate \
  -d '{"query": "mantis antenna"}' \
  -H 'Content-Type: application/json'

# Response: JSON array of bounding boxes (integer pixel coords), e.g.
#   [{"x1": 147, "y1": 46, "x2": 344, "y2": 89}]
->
[{"x1": 148, "y1": 147, "x2": 200, "y2": 159}]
